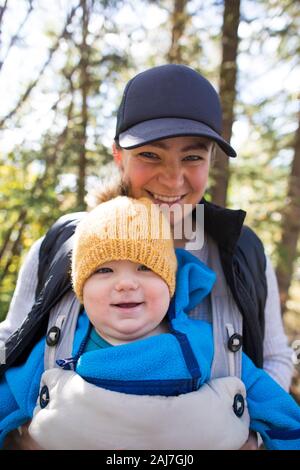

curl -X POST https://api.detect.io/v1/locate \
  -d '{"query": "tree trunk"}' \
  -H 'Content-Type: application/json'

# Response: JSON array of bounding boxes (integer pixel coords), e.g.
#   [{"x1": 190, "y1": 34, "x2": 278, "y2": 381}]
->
[
  {"x1": 210, "y1": 0, "x2": 240, "y2": 207},
  {"x1": 276, "y1": 109, "x2": 300, "y2": 314},
  {"x1": 77, "y1": 0, "x2": 90, "y2": 210},
  {"x1": 0, "y1": 212, "x2": 27, "y2": 285},
  {"x1": 167, "y1": 0, "x2": 188, "y2": 63},
  {"x1": 0, "y1": 209, "x2": 27, "y2": 261}
]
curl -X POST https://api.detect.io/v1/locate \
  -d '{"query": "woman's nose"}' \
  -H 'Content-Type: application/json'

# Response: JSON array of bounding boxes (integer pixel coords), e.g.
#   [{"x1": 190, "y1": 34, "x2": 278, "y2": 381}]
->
[
  {"x1": 158, "y1": 166, "x2": 184, "y2": 187},
  {"x1": 114, "y1": 277, "x2": 139, "y2": 291}
]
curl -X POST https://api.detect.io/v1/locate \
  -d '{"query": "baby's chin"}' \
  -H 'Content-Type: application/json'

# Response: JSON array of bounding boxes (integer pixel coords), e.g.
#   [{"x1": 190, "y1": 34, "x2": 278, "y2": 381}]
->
[{"x1": 105, "y1": 325, "x2": 164, "y2": 345}]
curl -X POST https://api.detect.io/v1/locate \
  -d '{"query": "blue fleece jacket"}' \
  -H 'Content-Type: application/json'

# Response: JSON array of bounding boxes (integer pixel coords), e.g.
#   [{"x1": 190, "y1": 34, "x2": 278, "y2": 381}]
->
[{"x1": 0, "y1": 249, "x2": 299, "y2": 450}]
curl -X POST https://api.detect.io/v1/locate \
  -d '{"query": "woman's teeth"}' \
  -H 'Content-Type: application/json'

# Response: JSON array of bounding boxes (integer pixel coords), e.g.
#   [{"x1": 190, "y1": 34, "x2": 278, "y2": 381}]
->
[{"x1": 151, "y1": 192, "x2": 183, "y2": 203}]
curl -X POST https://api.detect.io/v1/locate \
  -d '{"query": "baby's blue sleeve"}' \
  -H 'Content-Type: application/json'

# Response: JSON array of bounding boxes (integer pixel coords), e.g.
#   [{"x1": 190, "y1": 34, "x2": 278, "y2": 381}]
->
[
  {"x1": 0, "y1": 338, "x2": 45, "y2": 448},
  {"x1": 0, "y1": 375, "x2": 30, "y2": 448},
  {"x1": 242, "y1": 353, "x2": 300, "y2": 450},
  {"x1": 0, "y1": 375, "x2": 19, "y2": 423}
]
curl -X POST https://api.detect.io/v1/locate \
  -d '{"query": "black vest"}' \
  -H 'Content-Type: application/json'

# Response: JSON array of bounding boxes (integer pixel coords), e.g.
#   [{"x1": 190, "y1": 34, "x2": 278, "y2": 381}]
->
[{"x1": 0, "y1": 200, "x2": 267, "y2": 378}]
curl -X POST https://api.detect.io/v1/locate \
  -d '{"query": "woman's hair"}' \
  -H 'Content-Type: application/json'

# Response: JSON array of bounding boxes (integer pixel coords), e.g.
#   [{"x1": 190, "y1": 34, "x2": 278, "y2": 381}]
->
[{"x1": 210, "y1": 143, "x2": 217, "y2": 166}]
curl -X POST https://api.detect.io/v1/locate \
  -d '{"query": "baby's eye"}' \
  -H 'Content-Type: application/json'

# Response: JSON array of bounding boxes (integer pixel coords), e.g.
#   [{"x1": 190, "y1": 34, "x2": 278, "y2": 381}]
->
[
  {"x1": 138, "y1": 264, "x2": 152, "y2": 271},
  {"x1": 95, "y1": 267, "x2": 113, "y2": 274}
]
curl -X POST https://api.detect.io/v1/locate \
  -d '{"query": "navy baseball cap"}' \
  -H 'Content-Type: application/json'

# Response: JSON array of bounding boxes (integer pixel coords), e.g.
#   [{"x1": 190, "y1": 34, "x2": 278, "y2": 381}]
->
[{"x1": 115, "y1": 64, "x2": 236, "y2": 157}]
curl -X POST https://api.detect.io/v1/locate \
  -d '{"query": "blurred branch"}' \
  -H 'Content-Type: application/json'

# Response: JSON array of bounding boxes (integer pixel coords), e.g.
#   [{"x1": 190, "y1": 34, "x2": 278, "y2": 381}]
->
[
  {"x1": 0, "y1": 0, "x2": 9, "y2": 29},
  {"x1": 0, "y1": 0, "x2": 34, "y2": 72},
  {"x1": 0, "y1": 0, "x2": 9, "y2": 65},
  {"x1": 0, "y1": 3, "x2": 80, "y2": 129}
]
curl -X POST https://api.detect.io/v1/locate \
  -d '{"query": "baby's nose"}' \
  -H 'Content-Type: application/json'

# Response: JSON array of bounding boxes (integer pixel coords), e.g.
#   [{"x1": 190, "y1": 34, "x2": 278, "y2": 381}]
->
[{"x1": 114, "y1": 277, "x2": 139, "y2": 291}]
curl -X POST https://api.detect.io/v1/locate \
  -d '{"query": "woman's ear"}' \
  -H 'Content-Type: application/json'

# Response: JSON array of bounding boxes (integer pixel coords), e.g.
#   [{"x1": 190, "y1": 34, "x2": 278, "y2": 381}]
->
[{"x1": 112, "y1": 143, "x2": 122, "y2": 168}]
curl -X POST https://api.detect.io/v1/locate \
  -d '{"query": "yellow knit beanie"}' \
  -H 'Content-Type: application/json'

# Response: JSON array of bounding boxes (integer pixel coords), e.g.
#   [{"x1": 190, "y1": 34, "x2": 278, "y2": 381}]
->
[{"x1": 72, "y1": 196, "x2": 177, "y2": 302}]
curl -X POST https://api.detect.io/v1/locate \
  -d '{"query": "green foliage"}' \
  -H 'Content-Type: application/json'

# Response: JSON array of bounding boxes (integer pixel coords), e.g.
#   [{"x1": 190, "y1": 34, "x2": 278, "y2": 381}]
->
[{"x1": 0, "y1": 0, "x2": 299, "y2": 325}]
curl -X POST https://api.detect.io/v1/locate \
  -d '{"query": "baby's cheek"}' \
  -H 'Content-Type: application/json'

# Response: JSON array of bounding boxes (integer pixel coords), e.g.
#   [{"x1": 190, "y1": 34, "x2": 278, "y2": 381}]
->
[{"x1": 151, "y1": 283, "x2": 170, "y2": 313}]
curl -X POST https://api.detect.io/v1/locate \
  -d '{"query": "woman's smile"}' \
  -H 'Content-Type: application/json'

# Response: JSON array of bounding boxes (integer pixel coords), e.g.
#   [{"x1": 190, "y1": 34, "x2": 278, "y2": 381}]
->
[{"x1": 145, "y1": 190, "x2": 187, "y2": 205}]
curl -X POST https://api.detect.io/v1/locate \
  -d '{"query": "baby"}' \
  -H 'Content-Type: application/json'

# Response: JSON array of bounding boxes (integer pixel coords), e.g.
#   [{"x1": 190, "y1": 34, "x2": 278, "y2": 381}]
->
[
  {"x1": 1, "y1": 196, "x2": 300, "y2": 450},
  {"x1": 72, "y1": 195, "x2": 177, "y2": 350}
]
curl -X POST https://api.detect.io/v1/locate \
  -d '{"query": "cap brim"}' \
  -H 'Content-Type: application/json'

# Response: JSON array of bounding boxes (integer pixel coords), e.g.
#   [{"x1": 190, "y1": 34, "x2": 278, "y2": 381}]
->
[{"x1": 118, "y1": 118, "x2": 236, "y2": 157}]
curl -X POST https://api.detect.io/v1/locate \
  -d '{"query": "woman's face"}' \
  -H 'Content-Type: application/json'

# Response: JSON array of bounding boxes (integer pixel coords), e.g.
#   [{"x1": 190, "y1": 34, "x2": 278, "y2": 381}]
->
[{"x1": 114, "y1": 136, "x2": 212, "y2": 227}]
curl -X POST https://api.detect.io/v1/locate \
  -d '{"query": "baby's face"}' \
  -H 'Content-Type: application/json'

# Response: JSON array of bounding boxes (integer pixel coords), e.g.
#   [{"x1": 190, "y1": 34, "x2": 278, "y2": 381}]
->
[{"x1": 82, "y1": 259, "x2": 170, "y2": 345}]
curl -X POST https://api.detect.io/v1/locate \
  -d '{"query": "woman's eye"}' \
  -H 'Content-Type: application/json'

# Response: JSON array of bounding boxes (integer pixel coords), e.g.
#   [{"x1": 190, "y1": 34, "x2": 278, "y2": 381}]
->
[
  {"x1": 139, "y1": 152, "x2": 159, "y2": 160},
  {"x1": 138, "y1": 264, "x2": 152, "y2": 271},
  {"x1": 183, "y1": 155, "x2": 203, "y2": 161},
  {"x1": 95, "y1": 267, "x2": 113, "y2": 274}
]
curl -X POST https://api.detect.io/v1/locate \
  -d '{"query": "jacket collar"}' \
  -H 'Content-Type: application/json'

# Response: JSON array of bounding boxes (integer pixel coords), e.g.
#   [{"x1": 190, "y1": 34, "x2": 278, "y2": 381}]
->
[{"x1": 200, "y1": 199, "x2": 246, "y2": 254}]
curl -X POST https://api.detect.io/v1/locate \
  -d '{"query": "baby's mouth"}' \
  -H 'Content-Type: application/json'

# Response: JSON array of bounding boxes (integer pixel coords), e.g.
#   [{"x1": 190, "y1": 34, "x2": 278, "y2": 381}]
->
[{"x1": 113, "y1": 302, "x2": 143, "y2": 308}]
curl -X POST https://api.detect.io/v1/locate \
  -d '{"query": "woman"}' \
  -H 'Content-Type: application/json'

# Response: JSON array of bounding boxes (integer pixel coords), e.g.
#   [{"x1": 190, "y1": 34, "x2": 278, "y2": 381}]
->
[{"x1": 0, "y1": 64, "x2": 293, "y2": 449}]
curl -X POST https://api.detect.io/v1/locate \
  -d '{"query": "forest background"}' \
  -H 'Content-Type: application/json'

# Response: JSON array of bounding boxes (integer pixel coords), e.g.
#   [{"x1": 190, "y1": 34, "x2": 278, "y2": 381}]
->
[{"x1": 0, "y1": 0, "x2": 299, "y2": 400}]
